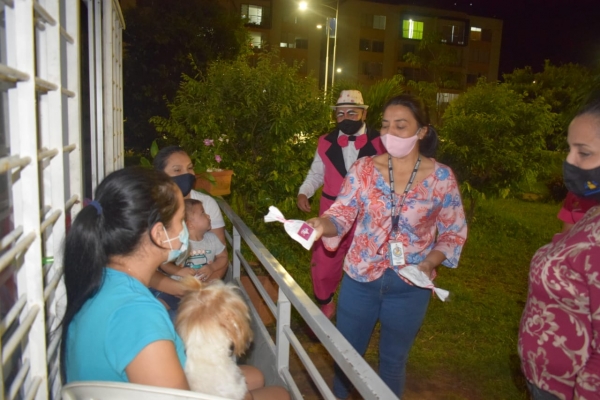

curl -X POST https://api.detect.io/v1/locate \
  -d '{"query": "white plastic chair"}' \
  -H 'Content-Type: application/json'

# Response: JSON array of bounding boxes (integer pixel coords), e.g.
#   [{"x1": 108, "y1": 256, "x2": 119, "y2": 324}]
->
[{"x1": 61, "y1": 381, "x2": 234, "y2": 400}]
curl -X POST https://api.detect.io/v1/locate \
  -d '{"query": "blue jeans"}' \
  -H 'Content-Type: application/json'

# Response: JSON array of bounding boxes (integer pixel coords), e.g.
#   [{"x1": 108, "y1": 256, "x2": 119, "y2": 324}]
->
[
  {"x1": 333, "y1": 269, "x2": 431, "y2": 399},
  {"x1": 526, "y1": 381, "x2": 561, "y2": 400}
]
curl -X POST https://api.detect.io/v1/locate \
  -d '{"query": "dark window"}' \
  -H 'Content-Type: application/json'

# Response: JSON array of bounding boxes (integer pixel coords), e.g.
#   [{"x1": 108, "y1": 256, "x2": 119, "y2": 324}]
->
[
  {"x1": 362, "y1": 61, "x2": 383, "y2": 78},
  {"x1": 361, "y1": 14, "x2": 373, "y2": 28},
  {"x1": 440, "y1": 21, "x2": 465, "y2": 45},
  {"x1": 469, "y1": 49, "x2": 490, "y2": 63},
  {"x1": 481, "y1": 28, "x2": 492, "y2": 42},
  {"x1": 359, "y1": 38, "x2": 370, "y2": 51},
  {"x1": 372, "y1": 41, "x2": 384, "y2": 52},
  {"x1": 467, "y1": 73, "x2": 479, "y2": 84},
  {"x1": 295, "y1": 38, "x2": 308, "y2": 49},
  {"x1": 402, "y1": 67, "x2": 422, "y2": 81}
]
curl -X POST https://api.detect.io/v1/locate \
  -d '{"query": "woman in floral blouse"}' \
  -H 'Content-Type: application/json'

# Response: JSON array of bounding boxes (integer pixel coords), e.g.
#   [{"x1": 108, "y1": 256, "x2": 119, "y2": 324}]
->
[
  {"x1": 519, "y1": 94, "x2": 600, "y2": 400},
  {"x1": 307, "y1": 95, "x2": 468, "y2": 399}
]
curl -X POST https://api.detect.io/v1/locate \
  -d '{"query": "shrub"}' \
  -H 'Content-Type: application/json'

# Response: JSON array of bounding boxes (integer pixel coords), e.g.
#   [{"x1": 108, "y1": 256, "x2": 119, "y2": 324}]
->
[{"x1": 151, "y1": 52, "x2": 331, "y2": 220}]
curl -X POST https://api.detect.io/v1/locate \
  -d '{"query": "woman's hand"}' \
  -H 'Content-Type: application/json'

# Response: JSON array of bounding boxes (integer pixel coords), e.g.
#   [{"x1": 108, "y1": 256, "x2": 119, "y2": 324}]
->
[
  {"x1": 417, "y1": 260, "x2": 437, "y2": 280},
  {"x1": 306, "y1": 217, "x2": 326, "y2": 240}
]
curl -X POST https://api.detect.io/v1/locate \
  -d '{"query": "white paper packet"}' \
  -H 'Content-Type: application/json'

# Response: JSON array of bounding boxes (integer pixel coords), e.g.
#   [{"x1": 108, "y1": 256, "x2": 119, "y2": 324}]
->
[
  {"x1": 264, "y1": 206, "x2": 317, "y2": 250},
  {"x1": 398, "y1": 264, "x2": 450, "y2": 301}
]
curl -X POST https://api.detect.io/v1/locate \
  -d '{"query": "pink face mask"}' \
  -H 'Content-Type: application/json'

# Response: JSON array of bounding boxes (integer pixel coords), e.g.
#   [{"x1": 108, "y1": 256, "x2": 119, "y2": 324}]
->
[{"x1": 381, "y1": 129, "x2": 421, "y2": 158}]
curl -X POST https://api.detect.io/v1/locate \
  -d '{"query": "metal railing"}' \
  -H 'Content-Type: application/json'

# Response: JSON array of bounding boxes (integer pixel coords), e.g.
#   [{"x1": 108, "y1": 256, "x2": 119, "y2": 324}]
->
[{"x1": 217, "y1": 199, "x2": 396, "y2": 400}]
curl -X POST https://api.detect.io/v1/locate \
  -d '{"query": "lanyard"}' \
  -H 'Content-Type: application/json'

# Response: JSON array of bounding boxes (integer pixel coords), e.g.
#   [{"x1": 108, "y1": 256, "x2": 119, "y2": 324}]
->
[{"x1": 389, "y1": 154, "x2": 421, "y2": 234}]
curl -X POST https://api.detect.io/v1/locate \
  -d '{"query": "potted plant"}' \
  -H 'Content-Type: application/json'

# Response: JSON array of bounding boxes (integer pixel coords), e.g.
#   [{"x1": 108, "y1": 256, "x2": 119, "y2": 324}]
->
[{"x1": 192, "y1": 135, "x2": 233, "y2": 196}]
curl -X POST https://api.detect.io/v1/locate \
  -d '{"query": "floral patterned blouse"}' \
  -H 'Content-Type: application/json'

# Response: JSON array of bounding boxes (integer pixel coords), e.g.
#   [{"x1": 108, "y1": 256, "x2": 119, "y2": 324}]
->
[
  {"x1": 519, "y1": 206, "x2": 600, "y2": 400},
  {"x1": 322, "y1": 156, "x2": 467, "y2": 282}
]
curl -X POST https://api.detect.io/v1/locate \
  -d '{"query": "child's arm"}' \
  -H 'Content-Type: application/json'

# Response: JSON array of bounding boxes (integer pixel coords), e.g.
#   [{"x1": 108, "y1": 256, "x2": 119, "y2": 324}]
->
[
  {"x1": 158, "y1": 262, "x2": 179, "y2": 275},
  {"x1": 158, "y1": 262, "x2": 195, "y2": 278},
  {"x1": 197, "y1": 249, "x2": 228, "y2": 282}
]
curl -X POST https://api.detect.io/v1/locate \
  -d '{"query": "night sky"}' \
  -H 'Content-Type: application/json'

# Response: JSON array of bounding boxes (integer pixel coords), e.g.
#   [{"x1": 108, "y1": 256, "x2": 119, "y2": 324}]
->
[{"x1": 385, "y1": 0, "x2": 600, "y2": 77}]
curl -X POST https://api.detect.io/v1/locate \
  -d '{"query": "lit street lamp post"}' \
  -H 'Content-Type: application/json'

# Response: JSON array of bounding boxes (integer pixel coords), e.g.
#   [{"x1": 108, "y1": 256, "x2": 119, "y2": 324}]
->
[{"x1": 299, "y1": 1, "x2": 340, "y2": 95}]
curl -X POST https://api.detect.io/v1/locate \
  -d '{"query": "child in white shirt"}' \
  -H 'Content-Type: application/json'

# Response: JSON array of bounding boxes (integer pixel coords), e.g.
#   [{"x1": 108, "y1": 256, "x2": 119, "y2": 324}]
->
[{"x1": 183, "y1": 198, "x2": 228, "y2": 282}]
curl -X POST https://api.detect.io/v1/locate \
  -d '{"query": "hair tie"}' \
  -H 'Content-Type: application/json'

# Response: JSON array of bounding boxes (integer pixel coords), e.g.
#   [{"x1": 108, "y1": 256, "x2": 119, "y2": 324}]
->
[{"x1": 89, "y1": 200, "x2": 103, "y2": 215}]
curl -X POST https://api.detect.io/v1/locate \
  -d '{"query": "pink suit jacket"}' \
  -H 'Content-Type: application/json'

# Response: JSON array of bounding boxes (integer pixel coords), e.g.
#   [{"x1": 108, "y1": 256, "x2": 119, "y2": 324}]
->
[{"x1": 316, "y1": 127, "x2": 385, "y2": 214}]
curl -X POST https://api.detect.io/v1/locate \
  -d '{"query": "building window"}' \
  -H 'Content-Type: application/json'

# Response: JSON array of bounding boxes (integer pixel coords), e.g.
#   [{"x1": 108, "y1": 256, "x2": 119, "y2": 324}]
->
[
  {"x1": 481, "y1": 28, "x2": 492, "y2": 42},
  {"x1": 362, "y1": 61, "x2": 383, "y2": 78},
  {"x1": 241, "y1": 4, "x2": 262, "y2": 25},
  {"x1": 280, "y1": 34, "x2": 308, "y2": 49},
  {"x1": 470, "y1": 26, "x2": 482, "y2": 41},
  {"x1": 401, "y1": 67, "x2": 422, "y2": 81},
  {"x1": 373, "y1": 15, "x2": 386, "y2": 30},
  {"x1": 470, "y1": 48, "x2": 490, "y2": 63},
  {"x1": 359, "y1": 38, "x2": 371, "y2": 51},
  {"x1": 372, "y1": 40, "x2": 384, "y2": 52},
  {"x1": 361, "y1": 14, "x2": 373, "y2": 28},
  {"x1": 467, "y1": 73, "x2": 480, "y2": 85},
  {"x1": 402, "y1": 43, "x2": 416, "y2": 56},
  {"x1": 402, "y1": 19, "x2": 424, "y2": 40},
  {"x1": 249, "y1": 31, "x2": 263, "y2": 49},
  {"x1": 440, "y1": 21, "x2": 465, "y2": 45},
  {"x1": 295, "y1": 38, "x2": 308, "y2": 49},
  {"x1": 361, "y1": 15, "x2": 386, "y2": 30}
]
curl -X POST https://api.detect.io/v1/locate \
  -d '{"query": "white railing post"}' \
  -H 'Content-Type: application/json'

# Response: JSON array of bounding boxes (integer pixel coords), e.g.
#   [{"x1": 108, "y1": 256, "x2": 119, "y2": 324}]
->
[
  {"x1": 7, "y1": 0, "x2": 48, "y2": 398},
  {"x1": 275, "y1": 289, "x2": 291, "y2": 372},
  {"x1": 233, "y1": 226, "x2": 241, "y2": 279}
]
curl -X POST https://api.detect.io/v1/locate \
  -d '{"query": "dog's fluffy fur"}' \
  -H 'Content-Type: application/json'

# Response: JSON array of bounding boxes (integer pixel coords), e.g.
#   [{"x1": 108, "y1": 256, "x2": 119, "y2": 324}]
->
[{"x1": 175, "y1": 278, "x2": 253, "y2": 400}]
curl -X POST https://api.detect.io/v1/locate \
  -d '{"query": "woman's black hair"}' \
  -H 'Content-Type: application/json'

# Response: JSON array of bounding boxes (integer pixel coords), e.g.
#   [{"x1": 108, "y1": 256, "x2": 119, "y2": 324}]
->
[
  {"x1": 383, "y1": 94, "x2": 438, "y2": 158},
  {"x1": 59, "y1": 167, "x2": 179, "y2": 381},
  {"x1": 576, "y1": 91, "x2": 600, "y2": 120},
  {"x1": 153, "y1": 145, "x2": 188, "y2": 171}
]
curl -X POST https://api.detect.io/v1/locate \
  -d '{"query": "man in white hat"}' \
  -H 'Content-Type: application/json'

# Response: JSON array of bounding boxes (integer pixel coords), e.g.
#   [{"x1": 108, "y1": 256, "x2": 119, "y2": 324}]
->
[{"x1": 297, "y1": 90, "x2": 385, "y2": 319}]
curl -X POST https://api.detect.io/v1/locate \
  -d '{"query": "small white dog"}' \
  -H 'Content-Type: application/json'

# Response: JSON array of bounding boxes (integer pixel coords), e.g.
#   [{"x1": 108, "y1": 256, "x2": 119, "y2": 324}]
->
[{"x1": 175, "y1": 278, "x2": 253, "y2": 400}]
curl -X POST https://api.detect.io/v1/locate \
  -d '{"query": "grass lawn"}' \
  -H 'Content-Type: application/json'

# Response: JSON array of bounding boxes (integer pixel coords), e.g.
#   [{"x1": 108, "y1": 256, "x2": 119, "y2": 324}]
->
[{"x1": 251, "y1": 197, "x2": 562, "y2": 399}]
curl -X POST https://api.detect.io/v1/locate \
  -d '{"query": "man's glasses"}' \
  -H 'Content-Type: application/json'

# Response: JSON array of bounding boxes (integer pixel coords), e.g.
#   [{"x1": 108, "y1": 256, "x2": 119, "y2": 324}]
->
[{"x1": 336, "y1": 110, "x2": 361, "y2": 118}]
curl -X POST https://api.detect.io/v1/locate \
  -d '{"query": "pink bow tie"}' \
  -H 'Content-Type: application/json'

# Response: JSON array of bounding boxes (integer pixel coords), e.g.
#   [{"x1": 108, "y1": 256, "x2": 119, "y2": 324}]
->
[{"x1": 338, "y1": 134, "x2": 368, "y2": 149}]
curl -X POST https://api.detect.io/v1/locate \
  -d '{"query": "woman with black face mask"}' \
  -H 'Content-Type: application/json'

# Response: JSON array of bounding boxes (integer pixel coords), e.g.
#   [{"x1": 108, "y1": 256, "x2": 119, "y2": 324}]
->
[
  {"x1": 147, "y1": 146, "x2": 228, "y2": 319},
  {"x1": 519, "y1": 93, "x2": 600, "y2": 400}
]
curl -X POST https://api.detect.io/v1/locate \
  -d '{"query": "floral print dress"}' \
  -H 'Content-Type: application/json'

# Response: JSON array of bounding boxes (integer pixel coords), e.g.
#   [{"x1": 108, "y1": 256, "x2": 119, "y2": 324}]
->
[
  {"x1": 519, "y1": 206, "x2": 600, "y2": 400},
  {"x1": 322, "y1": 156, "x2": 467, "y2": 283}
]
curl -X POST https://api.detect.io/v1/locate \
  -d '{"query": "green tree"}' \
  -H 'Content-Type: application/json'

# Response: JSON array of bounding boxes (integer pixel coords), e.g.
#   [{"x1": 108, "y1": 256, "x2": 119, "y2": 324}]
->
[
  {"x1": 440, "y1": 79, "x2": 555, "y2": 219},
  {"x1": 151, "y1": 53, "x2": 331, "y2": 220},
  {"x1": 403, "y1": 31, "x2": 463, "y2": 124},
  {"x1": 123, "y1": 0, "x2": 249, "y2": 153},
  {"x1": 503, "y1": 61, "x2": 595, "y2": 150}
]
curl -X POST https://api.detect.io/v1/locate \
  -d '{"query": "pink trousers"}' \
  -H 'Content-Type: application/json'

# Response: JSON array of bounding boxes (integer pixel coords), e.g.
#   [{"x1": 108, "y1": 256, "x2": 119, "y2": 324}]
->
[{"x1": 310, "y1": 196, "x2": 356, "y2": 303}]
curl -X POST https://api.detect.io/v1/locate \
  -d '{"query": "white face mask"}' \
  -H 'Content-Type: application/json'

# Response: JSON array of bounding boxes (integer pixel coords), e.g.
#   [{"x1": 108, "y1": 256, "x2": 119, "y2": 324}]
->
[
  {"x1": 381, "y1": 128, "x2": 421, "y2": 158},
  {"x1": 162, "y1": 222, "x2": 189, "y2": 265}
]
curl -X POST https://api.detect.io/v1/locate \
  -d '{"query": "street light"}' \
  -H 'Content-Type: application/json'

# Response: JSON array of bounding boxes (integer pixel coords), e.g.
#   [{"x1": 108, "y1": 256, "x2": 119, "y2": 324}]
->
[{"x1": 299, "y1": 1, "x2": 339, "y2": 95}]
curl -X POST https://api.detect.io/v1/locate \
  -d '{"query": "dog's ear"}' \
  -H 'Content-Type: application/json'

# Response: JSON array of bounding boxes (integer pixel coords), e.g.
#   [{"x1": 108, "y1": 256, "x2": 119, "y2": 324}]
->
[{"x1": 221, "y1": 294, "x2": 253, "y2": 357}]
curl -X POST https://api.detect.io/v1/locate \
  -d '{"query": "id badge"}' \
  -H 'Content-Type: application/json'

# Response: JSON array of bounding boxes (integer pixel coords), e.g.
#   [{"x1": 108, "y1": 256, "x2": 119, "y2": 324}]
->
[{"x1": 388, "y1": 241, "x2": 405, "y2": 266}]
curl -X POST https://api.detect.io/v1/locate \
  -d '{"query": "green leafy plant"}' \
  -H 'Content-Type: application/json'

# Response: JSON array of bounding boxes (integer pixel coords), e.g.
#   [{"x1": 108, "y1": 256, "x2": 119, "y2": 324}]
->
[
  {"x1": 151, "y1": 52, "x2": 331, "y2": 220},
  {"x1": 439, "y1": 78, "x2": 556, "y2": 219}
]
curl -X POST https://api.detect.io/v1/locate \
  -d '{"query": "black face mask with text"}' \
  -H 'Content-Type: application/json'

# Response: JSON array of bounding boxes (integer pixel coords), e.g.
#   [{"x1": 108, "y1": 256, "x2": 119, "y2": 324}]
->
[
  {"x1": 171, "y1": 173, "x2": 196, "y2": 197},
  {"x1": 337, "y1": 119, "x2": 363, "y2": 136},
  {"x1": 563, "y1": 161, "x2": 600, "y2": 202}
]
